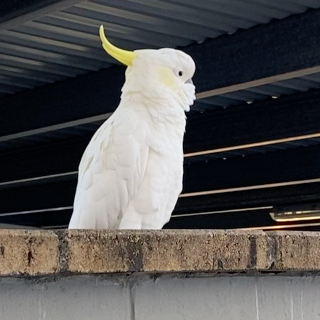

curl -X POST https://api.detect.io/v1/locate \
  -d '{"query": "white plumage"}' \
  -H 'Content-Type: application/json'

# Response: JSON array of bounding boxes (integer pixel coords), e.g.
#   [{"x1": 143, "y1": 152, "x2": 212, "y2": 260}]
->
[{"x1": 68, "y1": 26, "x2": 196, "y2": 229}]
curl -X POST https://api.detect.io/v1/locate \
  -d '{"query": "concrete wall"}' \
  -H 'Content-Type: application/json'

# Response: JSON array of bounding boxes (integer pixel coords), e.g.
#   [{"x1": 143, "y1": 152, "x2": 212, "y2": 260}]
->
[
  {"x1": 2, "y1": 230, "x2": 320, "y2": 320},
  {"x1": 1, "y1": 275, "x2": 319, "y2": 320}
]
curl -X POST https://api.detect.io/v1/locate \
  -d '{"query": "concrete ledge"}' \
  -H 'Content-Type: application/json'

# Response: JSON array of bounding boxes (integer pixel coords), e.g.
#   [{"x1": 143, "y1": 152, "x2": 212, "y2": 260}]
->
[
  {"x1": 0, "y1": 230, "x2": 58, "y2": 276},
  {"x1": 0, "y1": 229, "x2": 320, "y2": 277}
]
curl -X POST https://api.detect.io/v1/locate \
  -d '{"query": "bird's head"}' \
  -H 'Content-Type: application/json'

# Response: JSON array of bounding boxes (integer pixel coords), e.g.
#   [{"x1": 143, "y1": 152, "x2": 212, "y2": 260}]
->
[{"x1": 99, "y1": 25, "x2": 196, "y2": 112}]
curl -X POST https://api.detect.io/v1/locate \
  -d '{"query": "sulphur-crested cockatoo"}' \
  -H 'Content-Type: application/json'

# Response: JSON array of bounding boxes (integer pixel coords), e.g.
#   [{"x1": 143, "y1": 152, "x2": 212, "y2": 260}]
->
[{"x1": 68, "y1": 25, "x2": 196, "y2": 229}]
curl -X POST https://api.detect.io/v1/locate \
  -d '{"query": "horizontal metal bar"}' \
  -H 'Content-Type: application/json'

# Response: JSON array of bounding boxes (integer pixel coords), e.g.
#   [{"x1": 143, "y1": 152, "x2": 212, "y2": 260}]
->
[
  {"x1": 180, "y1": 178, "x2": 320, "y2": 198},
  {"x1": 0, "y1": 172, "x2": 77, "y2": 187},
  {"x1": 2, "y1": 172, "x2": 320, "y2": 204},
  {"x1": 185, "y1": 132, "x2": 320, "y2": 158},
  {"x1": 196, "y1": 66, "x2": 320, "y2": 99},
  {"x1": 42, "y1": 224, "x2": 68, "y2": 229},
  {"x1": 0, "y1": 113, "x2": 111, "y2": 143},
  {"x1": 0, "y1": 206, "x2": 73, "y2": 217},
  {"x1": 0, "y1": 223, "x2": 38, "y2": 229},
  {"x1": 2, "y1": 119, "x2": 319, "y2": 159},
  {"x1": 172, "y1": 206, "x2": 273, "y2": 218},
  {"x1": 0, "y1": 204, "x2": 273, "y2": 219},
  {"x1": 243, "y1": 222, "x2": 320, "y2": 230}
]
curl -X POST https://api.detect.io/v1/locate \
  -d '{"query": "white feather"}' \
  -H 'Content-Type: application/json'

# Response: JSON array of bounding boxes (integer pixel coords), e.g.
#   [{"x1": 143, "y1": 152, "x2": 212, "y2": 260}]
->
[{"x1": 68, "y1": 47, "x2": 196, "y2": 229}]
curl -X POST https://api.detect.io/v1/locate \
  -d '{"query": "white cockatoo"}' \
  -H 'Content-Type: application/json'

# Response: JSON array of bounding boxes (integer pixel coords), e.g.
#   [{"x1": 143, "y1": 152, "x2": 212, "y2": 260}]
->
[{"x1": 68, "y1": 25, "x2": 196, "y2": 229}]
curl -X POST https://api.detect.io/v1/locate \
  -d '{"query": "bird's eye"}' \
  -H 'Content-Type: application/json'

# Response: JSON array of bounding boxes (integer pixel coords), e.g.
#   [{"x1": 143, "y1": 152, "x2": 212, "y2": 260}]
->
[{"x1": 178, "y1": 71, "x2": 183, "y2": 76}]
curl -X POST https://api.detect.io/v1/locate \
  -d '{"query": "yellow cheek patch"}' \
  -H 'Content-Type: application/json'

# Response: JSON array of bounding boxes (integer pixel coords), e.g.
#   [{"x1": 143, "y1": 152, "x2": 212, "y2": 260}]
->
[{"x1": 157, "y1": 67, "x2": 177, "y2": 89}]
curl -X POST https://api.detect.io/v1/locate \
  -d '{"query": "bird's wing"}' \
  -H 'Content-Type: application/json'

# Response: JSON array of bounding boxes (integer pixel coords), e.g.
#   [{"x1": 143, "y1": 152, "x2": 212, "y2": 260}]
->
[{"x1": 69, "y1": 108, "x2": 149, "y2": 229}]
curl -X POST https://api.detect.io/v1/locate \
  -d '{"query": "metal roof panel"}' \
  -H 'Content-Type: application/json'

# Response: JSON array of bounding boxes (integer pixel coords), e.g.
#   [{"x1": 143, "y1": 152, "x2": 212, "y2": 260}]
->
[{"x1": 0, "y1": 0, "x2": 318, "y2": 96}]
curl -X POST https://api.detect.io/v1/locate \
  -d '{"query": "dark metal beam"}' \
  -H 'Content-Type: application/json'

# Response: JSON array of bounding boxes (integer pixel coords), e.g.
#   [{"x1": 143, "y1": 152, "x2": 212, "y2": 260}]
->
[
  {"x1": 0, "y1": 138, "x2": 89, "y2": 183},
  {"x1": 0, "y1": 65, "x2": 124, "y2": 136},
  {"x1": 183, "y1": 145, "x2": 320, "y2": 194},
  {"x1": 185, "y1": 89, "x2": 320, "y2": 153},
  {"x1": 2, "y1": 88, "x2": 320, "y2": 184}
]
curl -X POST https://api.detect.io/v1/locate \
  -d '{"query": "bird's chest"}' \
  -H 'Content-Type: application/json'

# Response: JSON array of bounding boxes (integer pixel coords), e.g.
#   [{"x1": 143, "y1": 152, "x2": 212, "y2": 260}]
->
[{"x1": 147, "y1": 121, "x2": 185, "y2": 159}]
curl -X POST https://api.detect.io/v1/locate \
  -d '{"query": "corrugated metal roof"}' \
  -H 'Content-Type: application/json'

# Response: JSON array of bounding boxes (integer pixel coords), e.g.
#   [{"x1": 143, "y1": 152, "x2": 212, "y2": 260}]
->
[{"x1": 0, "y1": 0, "x2": 319, "y2": 97}]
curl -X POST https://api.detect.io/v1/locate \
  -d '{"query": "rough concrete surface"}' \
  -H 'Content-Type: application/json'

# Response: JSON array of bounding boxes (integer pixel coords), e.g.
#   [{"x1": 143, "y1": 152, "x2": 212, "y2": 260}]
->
[
  {"x1": 0, "y1": 229, "x2": 320, "y2": 276},
  {"x1": 0, "y1": 230, "x2": 58, "y2": 276},
  {"x1": 66, "y1": 229, "x2": 271, "y2": 273}
]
